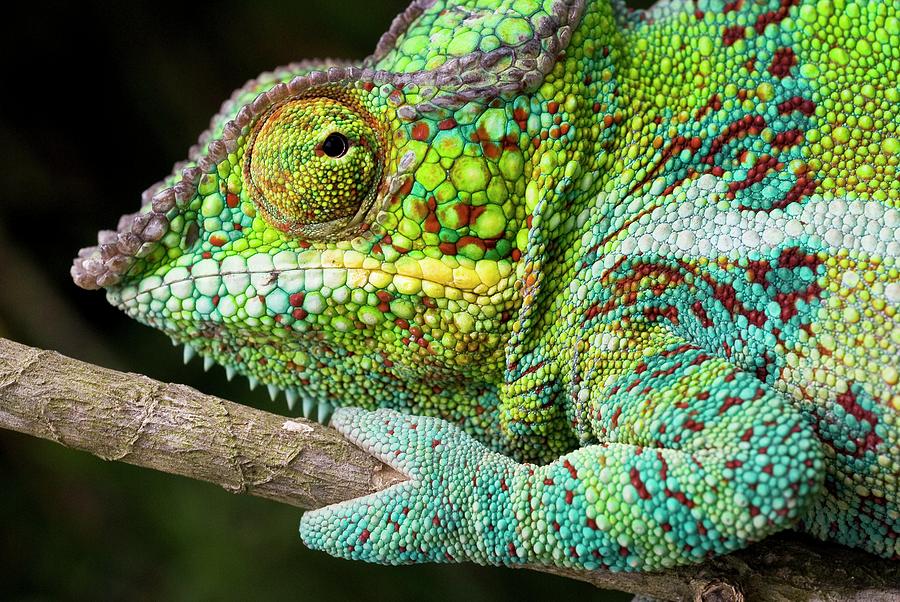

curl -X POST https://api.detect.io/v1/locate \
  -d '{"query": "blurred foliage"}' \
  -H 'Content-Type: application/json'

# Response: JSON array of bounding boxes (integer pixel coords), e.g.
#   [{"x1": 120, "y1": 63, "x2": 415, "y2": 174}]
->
[{"x1": 1, "y1": 0, "x2": 650, "y2": 599}]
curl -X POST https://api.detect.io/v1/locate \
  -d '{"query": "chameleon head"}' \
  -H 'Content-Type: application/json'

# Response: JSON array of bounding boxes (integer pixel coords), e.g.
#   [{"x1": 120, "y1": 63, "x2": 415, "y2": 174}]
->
[
  {"x1": 71, "y1": 0, "x2": 613, "y2": 422},
  {"x1": 70, "y1": 64, "x2": 533, "y2": 419}
]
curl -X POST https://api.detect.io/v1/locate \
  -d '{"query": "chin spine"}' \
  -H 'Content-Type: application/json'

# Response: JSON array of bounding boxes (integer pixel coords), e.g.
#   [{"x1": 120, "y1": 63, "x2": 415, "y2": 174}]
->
[{"x1": 182, "y1": 344, "x2": 196, "y2": 365}]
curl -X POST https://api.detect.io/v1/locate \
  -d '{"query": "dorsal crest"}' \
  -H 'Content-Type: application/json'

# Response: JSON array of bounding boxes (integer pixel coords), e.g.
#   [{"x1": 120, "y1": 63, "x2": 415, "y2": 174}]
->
[{"x1": 368, "y1": 0, "x2": 587, "y2": 96}]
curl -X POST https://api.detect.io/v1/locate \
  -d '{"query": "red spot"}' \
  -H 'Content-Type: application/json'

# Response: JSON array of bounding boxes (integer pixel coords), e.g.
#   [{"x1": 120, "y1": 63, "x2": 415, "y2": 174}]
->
[
  {"x1": 610, "y1": 406, "x2": 622, "y2": 429},
  {"x1": 482, "y1": 141, "x2": 501, "y2": 159},
  {"x1": 226, "y1": 193, "x2": 239, "y2": 208},
  {"x1": 722, "y1": 25, "x2": 745, "y2": 46},
  {"x1": 836, "y1": 385, "x2": 883, "y2": 454},
  {"x1": 424, "y1": 212, "x2": 440, "y2": 234},
  {"x1": 777, "y1": 96, "x2": 815, "y2": 116},
  {"x1": 755, "y1": 0, "x2": 800, "y2": 34},
  {"x1": 359, "y1": 529, "x2": 370, "y2": 543},
  {"x1": 695, "y1": 94, "x2": 722, "y2": 121},
  {"x1": 411, "y1": 122, "x2": 430, "y2": 141},
  {"x1": 513, "y1": 107, "x2": 529, "y2": 129},
  {"x1": 629, "y1": 468, "x2": 652, "y2": 500},
  {"x1": 563, "y1": 459, "x2": 578, "y2": 479},
  {"x1": 768, "y1": 169, "x2": 818, "y2": 210},
  {"x1": 683, "y1": 419, "x2": 705, "y2": 432},
  {"x1": 719, "y1": 396, "x2": 745, "y2": 415},
  {"x1": 643, "y1": 305, "x2": 680, "y2": 325},
  {"x1": 458, "y1": 236, "x2": 490, "y2": 252},
  {"x1": 564, "y1": 490, "x2": 574, "y2": 504},
  {"x1": 438, "y1": 118, "x2": 457, "y2": 130},
  {"x1": 666, "y1": 489, "x2": 695, "y2": 508},
  {"x1": 729, "y1": 155, "x2": 782, "y2": 198},
  {"x1": 769, "y1": 47, "x2": 797, "y2": 78},
  {"x1": 772, "y1": 129, "x2": 804, "y2": 149},
  {"x1": 691, "y1": 302, "x2": 714, "y2": 327},
  {"x1": 703, "y1": 115, "x2": 766, "y2": 164}
]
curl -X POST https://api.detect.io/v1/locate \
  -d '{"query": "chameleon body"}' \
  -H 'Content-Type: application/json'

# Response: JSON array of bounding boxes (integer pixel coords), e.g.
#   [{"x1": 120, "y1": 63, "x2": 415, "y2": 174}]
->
[{"x1": 73, "y1": 0, "x2": 899, "y2": 572}]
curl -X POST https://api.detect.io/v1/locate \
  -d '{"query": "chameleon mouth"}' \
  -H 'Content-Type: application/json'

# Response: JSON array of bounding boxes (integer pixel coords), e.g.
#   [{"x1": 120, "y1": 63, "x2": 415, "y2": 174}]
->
[{"x1": 110, "y1": 253, "x2": 517, "y2": 304}]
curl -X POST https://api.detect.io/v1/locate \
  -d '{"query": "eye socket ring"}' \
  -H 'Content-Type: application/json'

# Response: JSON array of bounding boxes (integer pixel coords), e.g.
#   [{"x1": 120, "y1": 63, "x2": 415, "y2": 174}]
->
[
  {"x1": 244, "y1": 95, "x2": 383, "y2": 240},
  {"x1": 322, "y1": 132, "x2": 349, "y2": 158}
]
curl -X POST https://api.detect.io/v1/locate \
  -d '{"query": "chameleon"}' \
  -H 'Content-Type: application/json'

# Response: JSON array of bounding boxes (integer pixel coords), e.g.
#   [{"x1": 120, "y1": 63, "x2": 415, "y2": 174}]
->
[{"x1": 72, "y1": 0, "x2": 899, "y2": 573}]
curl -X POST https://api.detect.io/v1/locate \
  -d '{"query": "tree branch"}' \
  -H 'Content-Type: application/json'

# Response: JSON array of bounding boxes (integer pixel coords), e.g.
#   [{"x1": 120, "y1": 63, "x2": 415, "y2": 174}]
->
[{"x1": 0, "y1": 337, "x2": 896, "y2": 601}]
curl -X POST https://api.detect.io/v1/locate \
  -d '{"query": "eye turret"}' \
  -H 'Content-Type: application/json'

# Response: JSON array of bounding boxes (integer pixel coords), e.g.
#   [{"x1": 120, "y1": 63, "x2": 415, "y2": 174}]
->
[{"x1": 245, "y1": 97, "x2": 381, "y2": 238}]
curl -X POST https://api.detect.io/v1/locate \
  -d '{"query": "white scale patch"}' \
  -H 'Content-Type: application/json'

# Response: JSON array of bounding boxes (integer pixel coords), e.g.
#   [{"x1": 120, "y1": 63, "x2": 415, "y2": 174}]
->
[{"x1": 616, "y1": 176, "x2": 900, "y2": 261}]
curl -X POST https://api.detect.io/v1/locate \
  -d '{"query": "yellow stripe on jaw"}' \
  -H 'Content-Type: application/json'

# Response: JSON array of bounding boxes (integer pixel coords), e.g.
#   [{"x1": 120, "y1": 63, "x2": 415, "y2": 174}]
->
[
  {"x1": 306, "y1": 249, "x2": 515, "y2": 295},
  {"x1": 135, "y1": 249, "x2": 519, "y2": 305}
]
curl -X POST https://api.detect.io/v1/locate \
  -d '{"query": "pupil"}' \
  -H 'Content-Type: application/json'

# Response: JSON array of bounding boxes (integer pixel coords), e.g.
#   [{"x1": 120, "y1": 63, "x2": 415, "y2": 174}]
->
[{"x1": 322, "y1": 132, "x2": 349, "y2": 158}]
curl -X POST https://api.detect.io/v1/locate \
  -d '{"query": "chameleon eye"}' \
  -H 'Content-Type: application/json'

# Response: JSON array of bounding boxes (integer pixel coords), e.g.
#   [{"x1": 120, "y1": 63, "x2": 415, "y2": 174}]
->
[
  {"x1": 322, "y1": 132, "x2": 349, "y2": 158},
  {"x1": 245, "y1": 97, "x2": 381, "y2": 237}
]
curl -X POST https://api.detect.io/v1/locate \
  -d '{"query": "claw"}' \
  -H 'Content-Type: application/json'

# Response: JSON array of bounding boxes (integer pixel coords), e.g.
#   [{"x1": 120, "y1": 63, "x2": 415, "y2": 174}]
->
[
  {"x1": 203, "y1": 356, "x2": 215, "y2": 372},
  {"x1": 303, "y1": 397, "x2": 316, "y2": 419},
  {"x1": 225, "y1": 366, "x2": 236, "y2": 381},
  {"x1": 247, "y1": 376, "x2": 258, "y2": 391},
  {"x1": 268, "y1": 384, "x2": 280, "y2": 402}
]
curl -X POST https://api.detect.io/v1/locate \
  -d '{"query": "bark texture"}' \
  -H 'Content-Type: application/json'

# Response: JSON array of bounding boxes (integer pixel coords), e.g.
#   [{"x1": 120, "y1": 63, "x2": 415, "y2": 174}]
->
[{"x1": 0, "y1": 336, "x2": 897, "y2": 601}]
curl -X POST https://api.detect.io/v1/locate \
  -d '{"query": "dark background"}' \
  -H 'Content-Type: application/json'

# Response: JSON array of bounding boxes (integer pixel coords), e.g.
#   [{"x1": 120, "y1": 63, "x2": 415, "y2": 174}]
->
[{"x1": 0, "y1": 1, "x2": 650, "y2": 599}]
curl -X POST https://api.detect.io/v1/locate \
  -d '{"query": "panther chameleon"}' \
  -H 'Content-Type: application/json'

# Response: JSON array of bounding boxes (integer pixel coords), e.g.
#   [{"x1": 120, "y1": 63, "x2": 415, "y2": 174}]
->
[{"x1": 72, "y1": 0, "x2": 899, "y2": 572}]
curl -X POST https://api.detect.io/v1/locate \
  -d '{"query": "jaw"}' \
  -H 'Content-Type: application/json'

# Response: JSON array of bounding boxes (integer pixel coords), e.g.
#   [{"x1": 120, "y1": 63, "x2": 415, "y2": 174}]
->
[{"x1": 106, "y1": 246, "x2": 516, "y2": 420}]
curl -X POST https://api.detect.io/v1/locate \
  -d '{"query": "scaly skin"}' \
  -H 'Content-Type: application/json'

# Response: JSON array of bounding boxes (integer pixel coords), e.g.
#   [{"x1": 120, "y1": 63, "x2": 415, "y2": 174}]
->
[{"x1": 73, "y1": 0, "x2": 899, "y2": 572}]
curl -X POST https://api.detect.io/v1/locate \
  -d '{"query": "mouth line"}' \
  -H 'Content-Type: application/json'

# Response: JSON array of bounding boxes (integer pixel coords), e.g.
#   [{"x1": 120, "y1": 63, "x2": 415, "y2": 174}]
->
[{"x1": 114, "y1": 260, "x2": 515, "y2": 302}]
